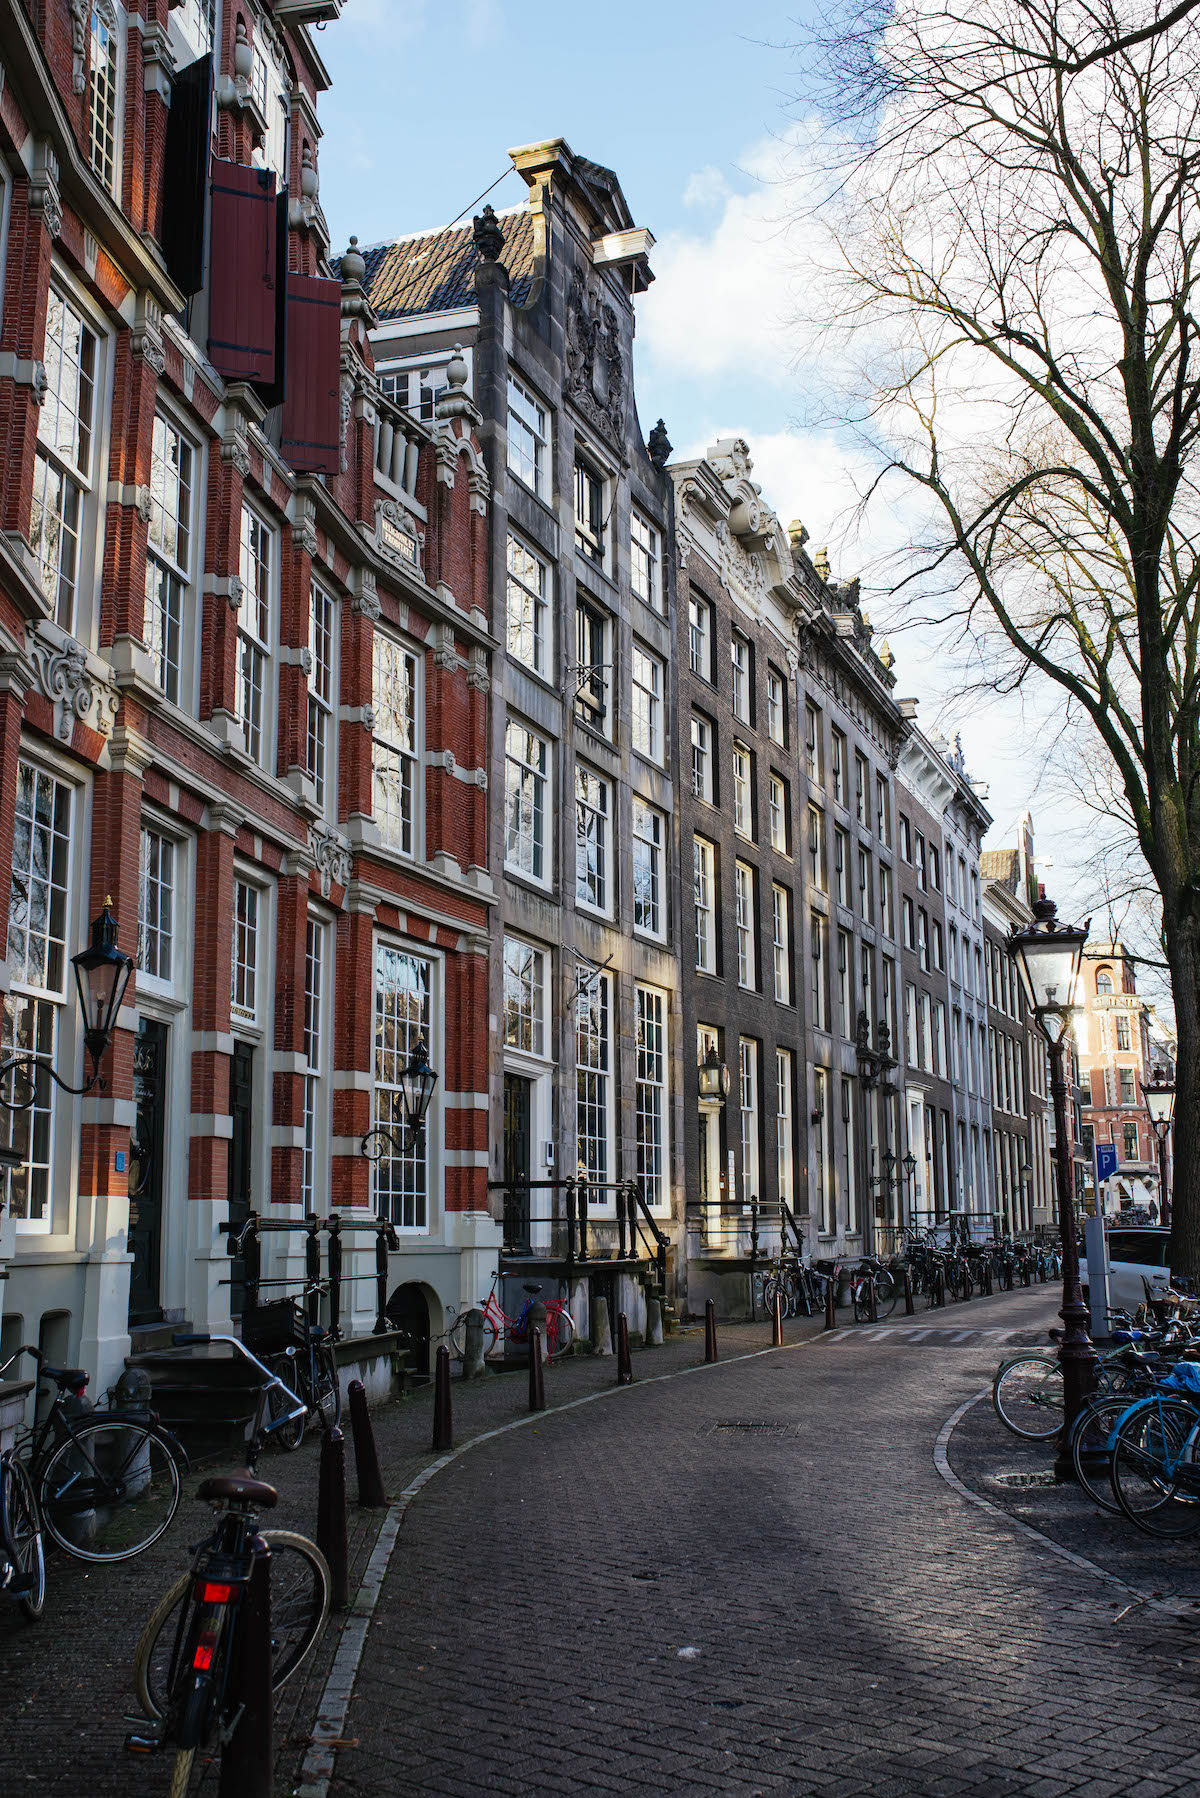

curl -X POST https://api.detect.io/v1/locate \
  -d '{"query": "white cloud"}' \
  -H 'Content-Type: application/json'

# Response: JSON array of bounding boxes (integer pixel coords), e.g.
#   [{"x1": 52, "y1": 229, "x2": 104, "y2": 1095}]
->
[{"x1": 681, "y1": 166, "x2": 732, "y2": 210}]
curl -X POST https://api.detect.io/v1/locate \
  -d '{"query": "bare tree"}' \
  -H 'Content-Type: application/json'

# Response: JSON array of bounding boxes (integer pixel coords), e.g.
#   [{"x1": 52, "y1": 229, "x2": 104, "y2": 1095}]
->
[{"x1": 794, "y1": 0, "x2": 1200, "y2": 1267}]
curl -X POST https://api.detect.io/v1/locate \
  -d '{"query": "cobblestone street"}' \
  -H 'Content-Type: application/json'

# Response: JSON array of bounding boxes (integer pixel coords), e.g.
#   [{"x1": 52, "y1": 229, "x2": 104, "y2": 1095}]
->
[{"x1": 6, "y1": 1287, "x2": 1200, "y2": 1797}]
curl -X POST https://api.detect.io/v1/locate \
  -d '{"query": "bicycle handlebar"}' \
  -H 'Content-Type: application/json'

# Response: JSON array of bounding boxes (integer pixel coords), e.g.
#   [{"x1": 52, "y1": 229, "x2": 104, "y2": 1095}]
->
[{"x1": 172, "y1": 1331, "x2": 307, "y2": 1432}]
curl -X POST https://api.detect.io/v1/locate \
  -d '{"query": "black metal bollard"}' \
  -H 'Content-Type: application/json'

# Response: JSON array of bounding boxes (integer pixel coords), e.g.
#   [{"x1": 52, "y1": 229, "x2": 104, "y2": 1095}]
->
[
  {"x1": 432, "y1": 1343, "x2": 453, "y2": 1451},
  {"x1": 219, "y1": 1534, "x2": 272, "y2": 1798},
  {"x1": 904, "y1": 1269, "x2": 915, "y2": 1316},
  {"x1": 348, "y1": 1378, "x2": 386, "y2": 1509},
  {"x1": 617, "y1": 1311, "x2": 633, "y2": 1385},
  {"x1": 772, "y1": 1290, "x2": 784, "y2": 1347},
  {"x1": 316, "y1": 1427, "x2": 349, "y2": 1611},
  {"x1": 935, "y1": 1267, "x2": 946, "y2": 1307},
  {"x1": 824, "y1": 1276, "x2": 837, "y2": 1330},
  {"x1": 704, "y1": 1298, "x2": 719, "y2": 1363},
  {"x1": 528, "y1": 1326, "x2": 546, "y2": 1412}
]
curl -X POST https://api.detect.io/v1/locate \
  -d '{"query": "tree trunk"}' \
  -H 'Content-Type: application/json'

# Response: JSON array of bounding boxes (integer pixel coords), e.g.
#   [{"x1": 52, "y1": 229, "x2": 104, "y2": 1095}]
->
[{"x1": 1164, "y1": 898, "x2": 1200, "y2": 1275}]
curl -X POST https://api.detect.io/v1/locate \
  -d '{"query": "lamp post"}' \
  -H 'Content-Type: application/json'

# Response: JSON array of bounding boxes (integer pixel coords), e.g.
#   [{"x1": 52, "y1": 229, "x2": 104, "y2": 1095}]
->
[
  {"x1": 0, "y1": 901, "x2": 133, "y2": 1111},
  {"x1": 856, "y1": 1012, "x2": 897, "y2": 1253},
  {"x1": 902, "y1": 1152, "x2": 917, "y2": 1226},
  {"x1": 1144, "y1": 1067, "x2": 1176, "y2": 1227},
  {"x1": 1007, "y1": 894, "x2": 1096, "y2": 1473},
  {"x1": 360, "y1": 1037, "x2": 439, "y2": 1161}
]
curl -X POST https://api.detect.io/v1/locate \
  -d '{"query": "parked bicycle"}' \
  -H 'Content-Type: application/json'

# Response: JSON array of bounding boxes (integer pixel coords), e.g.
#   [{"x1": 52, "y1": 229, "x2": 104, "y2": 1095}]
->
[
  {"x1": 242, "y1": 1287, "x2": 342, "y2": 1452},
  {"x1": 448, "y1": 1273, "x2": 575, "y2": 1362},
  {"x1": 126, "y1": 1333, "x2": 330, "y2": 1797},
  {"x1": 0, "y1": 1443, "x2": 44, "y2": 1620},
  {"x1": 0, "y1": 1344, "x2": 185, "y2": 1563}
]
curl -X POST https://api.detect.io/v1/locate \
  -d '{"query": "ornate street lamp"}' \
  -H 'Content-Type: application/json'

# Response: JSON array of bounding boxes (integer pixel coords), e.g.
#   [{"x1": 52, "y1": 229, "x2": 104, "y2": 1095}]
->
[
  {"x1": 1144, "y1": 1067, "x2": 1176, "y2": 1226},
  {"x1": 0, "y1": 901, "x2": 133, "y2": 1112},
  {"x1": 360, "y1": 1037, "x2": 439, "y2": 1161},
  {"x1": 697, "y1": 1045, "x2": 730, "y2": 1107},
  {"x1": 902, "y1": 1152, "x2": 917, "y2": 1221},
  {"x1": 1008, "y1": 894, "x2": 1095, "y2": 1472}
]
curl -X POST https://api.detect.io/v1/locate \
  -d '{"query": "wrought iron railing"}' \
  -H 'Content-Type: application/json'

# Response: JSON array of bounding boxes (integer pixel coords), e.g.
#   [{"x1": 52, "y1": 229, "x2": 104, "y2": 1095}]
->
[
  {"x1": 219, "y1": 1211, "x2": 399, "y2": 1340},
  {"x1": 488, "y1": 1178, "x2": 670, "y2": 1292}
]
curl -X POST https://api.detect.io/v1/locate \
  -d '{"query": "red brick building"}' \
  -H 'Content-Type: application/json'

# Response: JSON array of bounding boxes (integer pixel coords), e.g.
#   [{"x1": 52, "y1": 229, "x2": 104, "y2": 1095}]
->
[{"x1": 0, "y1": 0, "x2": 497, "y2": 1395}]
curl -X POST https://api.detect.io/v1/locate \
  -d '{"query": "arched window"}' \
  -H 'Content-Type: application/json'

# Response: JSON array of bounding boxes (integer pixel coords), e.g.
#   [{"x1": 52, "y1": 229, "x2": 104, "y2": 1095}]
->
[{"x1": 1096, "y1": 967, "x2": 1114, "y2": 995}]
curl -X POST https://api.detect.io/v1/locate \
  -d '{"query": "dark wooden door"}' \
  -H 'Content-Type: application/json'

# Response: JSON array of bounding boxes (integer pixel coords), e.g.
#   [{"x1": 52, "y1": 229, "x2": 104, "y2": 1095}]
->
[
  {"x1": 128, "y1": 1018, "x2": 168, "y2": 1326},
  {"x1": 502, "y1": 1073, "x2": 533, "y2": 1252},
  {"x1": 227, "y1": 1042, "x2": 254, "y2": 1315}
]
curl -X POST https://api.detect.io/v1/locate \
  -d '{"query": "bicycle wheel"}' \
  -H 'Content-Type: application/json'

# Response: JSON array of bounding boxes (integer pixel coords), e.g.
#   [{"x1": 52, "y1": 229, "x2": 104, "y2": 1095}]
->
[
  {"x1": 168, "y1": 1749, "x2": 195, "y2": 1798},
  {"x1": 762, "y1": 1274, "x2": 785, "y2": 1319},
  {"x1": 266, "y1": 1356, "x2": 306, "y2": 1452},
  {"x1": 313, "y1": 1344, "x2": 341, "y2": 1430},
  {"x1": 449, "y1": 1309, "x2": 500, "y2": 1362},
  {"x1": 545, "y1": 1307, "x2": 575, "y2": 1361},
  {"x1": 1070, "y1": 1396, "x2": 1132, "y2": 1515},
  {"x1": 1111, "y1": 1399, "x2": 1200, "y2": 1537},
  {"x1": 992, "y1": 1355, "x2": 1065, "y2": 1440},
  {"x1": 873, "y1": 1270, "x2": 898, "y2": 1320},
  {"x1": 1, "y1": 1455, "x2": 45, "y2": 1621},
  {"x1": 852, "y1": 1278, "x2": 871, "y2": 1324},
  {"x1": 39, "y1": 1417, "x2": 181, "y2": 1562},
  {"x1": 134, "y1": 1529, "x2": 331, "y2": 1720}
]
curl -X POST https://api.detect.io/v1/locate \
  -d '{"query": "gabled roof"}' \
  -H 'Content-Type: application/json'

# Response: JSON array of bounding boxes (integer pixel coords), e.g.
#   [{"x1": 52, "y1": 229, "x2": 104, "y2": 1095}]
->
[
  {"x1": 360, "y1": 205, "x2": 536, "y2": 321},
  {"x1": 980, "y1": 848, "x2": 1020, "y2": 892}
]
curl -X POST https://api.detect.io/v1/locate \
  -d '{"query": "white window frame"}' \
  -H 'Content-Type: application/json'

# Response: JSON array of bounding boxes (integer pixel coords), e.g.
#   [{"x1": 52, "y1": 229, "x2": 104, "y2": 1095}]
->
[
  {"x1": 504, "y1": 721, "x2": 550, "y2": 885},
  {"x1": 574, "y1": 597, "x2": 611, "y2": 736},
  {"x1": 33, "y1": 280, "x2": 102, "y2": 634},
  {"x1": 732, "y1": 743, "x2": 753, "y2": 839},
  {"x1": 731, "y1": 632, "x2": 750, "y2": 723},
  {"x1": 574, "y1": 455, "x2": 606, "y2": 566},
  {"x1": 837, "y1": 929, "x2": 851, "y2": 1038},
  {"x1": 308, "y1": 576, "x2": 337, "y2": 816},
  {"x1": 806, "y1": 705, "x2": 820, "y2": 782},
  {"x1": 813, "y1": 1066, "x2": 831, "y2": 1233},
  {"x1": 507, "y1": 373, "x2": 550, "y2": 499},
  {"x1": 372, "y1": 633, "x2": 421, "y2": 857},
  {"x1": 693, "y1": 836, "x2": 716, "y2": 974},
  {"x1": 145, "y1": 408, "x2": 196, "y2": 707},
  {"x1": 632, "y1": 643, "x2": 664, "y2": 764},
  {"x1": 137, "y1": 822, "x2": 177, "y2": 994},
  {"x1": 810, "y1": 912, "x2": 827, "y2": 1031},
  {"x1": 767, "y1": 668, "x2": 785, "y2": 747},
  {"x1": 503, "y1": 935, "x2": 549, "y2": 1059},
  {"x1": 768, "y1": 774, "x2": 788, "y2": 855},
  {"x1": 303, "y1": 913, "x2": 332, "y2": 1214},
  {"x1": 575, "y1": 764, "x2": 611, "y2": 916},
  {"x1": 372, "y1": 941, "x2": 434, "y2": 1233},
  {"x1": 688, "y1": 595, "x2": 711, "y2": 680},
  {"x1": 772, "y1": 883, "x2": 791, "y2": 1005},
  {"x1": 777, "y1": 1048, "x2": 794, "y2": 1208},
  {"x1": 739, "y1": 1036, "x2": 760, "y2": 1205},
  {"x1": 87, "y1": 2, "x2": 123, "y2": 197},
  {"x1": 576, "y1": 972, "x2": 613, "y2": 1191},
  {"x1": 632, "y1": 798, "x2": 665, "y2": 941},
  {"x1": 635, "y1": 984, "x2": 669, "y2": 1214},
  {"x1": 231, "y1": 876, "x2": 265, "y2": 1030},
  {"x1": 3, "y1": 755, "x2": 78, "y2": 1233},
  {"x1": 172, "y1": 0, "x2": 216, "y2": 58},
  {"x1": 690, "y1": 713, "x2": 713, "y2": 803},
  {"x1": 631, "y1": 509, "x2": 662, "y2": 612},
  {"x1": 237, "y1": 504, "x2": 275, "y2": 767},
  {"x1": 506, "y1": 532, "x2": 550, "y2": 677},
  {"x1": 735, "y1": 861, "x2": 756, "y2": 990}
]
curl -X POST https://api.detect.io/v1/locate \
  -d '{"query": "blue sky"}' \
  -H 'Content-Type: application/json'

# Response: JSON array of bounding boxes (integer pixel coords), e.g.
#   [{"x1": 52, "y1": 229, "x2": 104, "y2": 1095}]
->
[{"x1": 314, "y1": 1, "x2": 1070, "y2": 877}]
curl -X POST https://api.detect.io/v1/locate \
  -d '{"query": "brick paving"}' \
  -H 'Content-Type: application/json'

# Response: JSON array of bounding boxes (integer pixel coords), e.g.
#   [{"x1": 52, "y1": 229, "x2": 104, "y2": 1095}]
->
[{"x1": 5, "y1": 1286, "x2": 1200, "y2": 1797}]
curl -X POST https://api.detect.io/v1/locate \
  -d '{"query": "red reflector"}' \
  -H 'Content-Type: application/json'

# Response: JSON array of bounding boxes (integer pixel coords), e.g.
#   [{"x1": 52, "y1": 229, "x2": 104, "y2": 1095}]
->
[
  {"x1": 199, "y1": 1581, "x2": 238, "y2": 1604},
  {"x1": 192, "y1": 1642, "x2": 214, "y2": 1672}
]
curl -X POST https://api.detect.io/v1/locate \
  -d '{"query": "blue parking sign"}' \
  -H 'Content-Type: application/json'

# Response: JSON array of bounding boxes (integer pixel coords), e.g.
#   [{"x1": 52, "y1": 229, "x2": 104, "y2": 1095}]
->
[{"x1": 1095, "y1": 1143, "x2": 1118, "y2": 1183}]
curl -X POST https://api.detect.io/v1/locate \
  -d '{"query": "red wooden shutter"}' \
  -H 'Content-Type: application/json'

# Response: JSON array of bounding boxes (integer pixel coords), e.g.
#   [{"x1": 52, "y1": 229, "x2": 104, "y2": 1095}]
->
[
  {"x1": 208, "y1": 159, "x2": 277, "y2": 384},
  {"x1": 280, "y1": 274, "x2": 343, "y2": 474}
]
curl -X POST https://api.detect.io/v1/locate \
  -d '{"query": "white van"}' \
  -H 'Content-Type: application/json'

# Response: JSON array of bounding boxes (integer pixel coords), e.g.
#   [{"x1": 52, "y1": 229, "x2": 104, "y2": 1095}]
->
[{"x1": 1079, "y1": 1225, "x2": 1171, "y2": 1314}]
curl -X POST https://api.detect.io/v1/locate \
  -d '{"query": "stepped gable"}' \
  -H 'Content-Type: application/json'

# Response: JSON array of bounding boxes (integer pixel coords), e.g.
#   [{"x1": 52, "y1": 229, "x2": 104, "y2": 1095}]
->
[{"x1": 359, "y1": 205, "x2": 536, "y2": 318}]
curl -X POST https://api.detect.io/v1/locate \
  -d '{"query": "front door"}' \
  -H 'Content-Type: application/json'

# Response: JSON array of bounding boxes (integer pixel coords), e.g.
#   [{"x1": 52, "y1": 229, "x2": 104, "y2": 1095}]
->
[
  {"x1": 502, "y1": 1072, "x2": 533, "y2": 1253},
  {"x1": 128, "y1": 1018, "x2": 168, "y2": 1327},
  {"x1": 227, "y1": 1043, "x2": 254, "y2": 1315}
]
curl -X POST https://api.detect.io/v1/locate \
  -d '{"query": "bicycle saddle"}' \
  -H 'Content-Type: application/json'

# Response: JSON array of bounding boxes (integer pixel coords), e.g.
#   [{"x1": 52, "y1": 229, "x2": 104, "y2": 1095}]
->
[
  {"x1": 197, "y1": 1473, "x2": 278, "y2": 1510},
  {"x1": 521, "y1": 1282, "x2": 542, "y2": 1295},
  {"x1": 42, "y1": 1364, "x2": 89, "y2": 1390}
]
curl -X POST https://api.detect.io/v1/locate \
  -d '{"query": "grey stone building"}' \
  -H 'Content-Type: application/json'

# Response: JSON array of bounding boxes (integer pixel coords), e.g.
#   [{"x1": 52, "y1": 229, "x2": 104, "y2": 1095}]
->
[
  {"x1": 895, "y1": 711, "x2": 993, "y2": 1235},
  {"x1": 359, "y1": 141, "x2": 680, "y2": 1331}
]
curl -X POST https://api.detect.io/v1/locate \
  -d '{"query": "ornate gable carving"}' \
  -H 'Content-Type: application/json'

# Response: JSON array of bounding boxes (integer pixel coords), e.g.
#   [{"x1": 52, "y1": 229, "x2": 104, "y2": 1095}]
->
[{"x1": 565, "y1": 264, "x2": 626, "y2": 447}]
